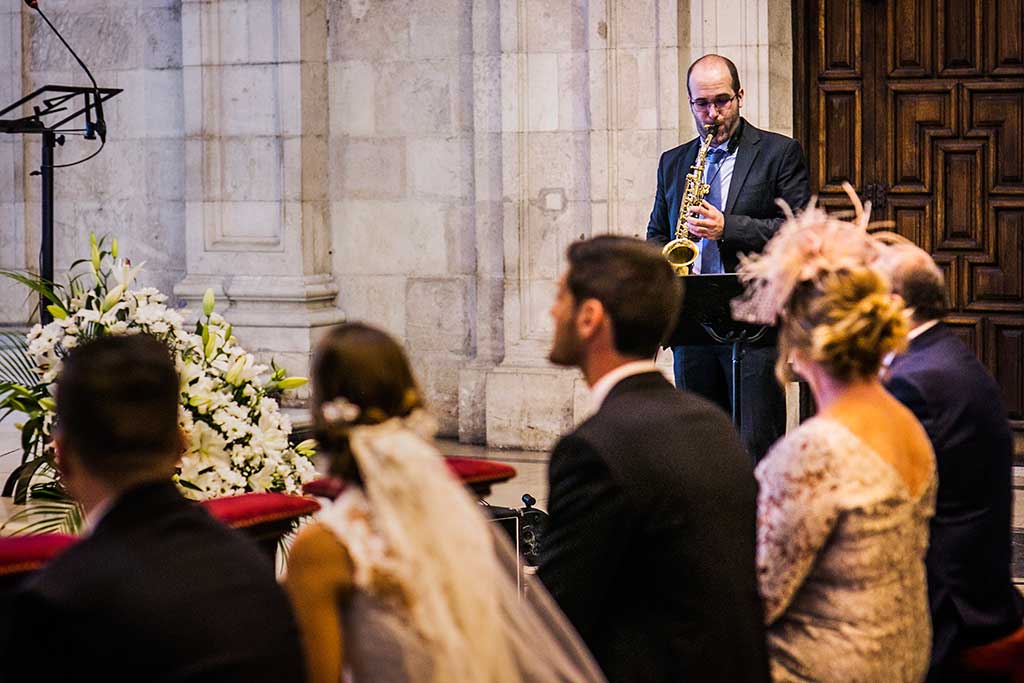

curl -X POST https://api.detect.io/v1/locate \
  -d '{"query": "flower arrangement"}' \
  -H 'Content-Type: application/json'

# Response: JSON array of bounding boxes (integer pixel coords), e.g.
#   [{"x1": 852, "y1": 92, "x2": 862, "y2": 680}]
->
[{"x1": 0, "y1": 235, "x2": 316, "y2": 531}]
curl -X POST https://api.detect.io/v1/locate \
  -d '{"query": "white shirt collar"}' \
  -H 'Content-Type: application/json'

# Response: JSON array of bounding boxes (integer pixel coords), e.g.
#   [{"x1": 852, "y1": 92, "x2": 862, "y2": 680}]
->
[
  {"x1": 587, "y1": 360, "x2": 658, "y2": 414},
  {"x1": 907, "y1": 318, "x2": 939, "y2": 342}
]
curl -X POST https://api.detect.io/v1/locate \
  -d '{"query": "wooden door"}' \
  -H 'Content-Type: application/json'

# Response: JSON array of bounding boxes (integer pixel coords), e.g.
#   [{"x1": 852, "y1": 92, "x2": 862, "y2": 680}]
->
[{"x1": 794, "y1": 0, "x2": 1024, "y2": 449}]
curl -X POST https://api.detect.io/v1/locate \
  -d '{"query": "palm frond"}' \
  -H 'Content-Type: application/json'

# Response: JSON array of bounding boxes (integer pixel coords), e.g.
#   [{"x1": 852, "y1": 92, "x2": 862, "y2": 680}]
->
[
  {"x1": 3, "y1": 455, "x2": 54, "y2": 503},
  {"x1": 0, "y1": 332, "x2": 36, "y2": 386},
  {"x1": 0, "y1": 270, "x2": 65, "y2": 309},
  {"x1": 1, "y1": 499, "x2": 83, "y2": 536}
]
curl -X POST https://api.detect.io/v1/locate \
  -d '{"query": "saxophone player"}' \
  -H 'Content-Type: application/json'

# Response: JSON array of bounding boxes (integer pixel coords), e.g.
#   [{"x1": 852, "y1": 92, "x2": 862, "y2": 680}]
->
[{"x1": 646, "y1": 54, "x2": 811, "y2": 460}]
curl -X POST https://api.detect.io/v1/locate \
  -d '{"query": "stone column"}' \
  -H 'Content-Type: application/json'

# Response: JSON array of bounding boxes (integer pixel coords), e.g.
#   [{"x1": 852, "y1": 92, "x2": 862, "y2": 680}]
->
[
  {"x1": 175, "y1": 0, "x2": 344, "y2": 388},
  {"x1": 680, "y1": 0, "x2": 793, "y2": 135},
  {"x1": 483, "y1": 0, "x2": 682, "y2": 450},
  {"x1": 0, "y1": 6, "x2": 28, "y2": 326}
]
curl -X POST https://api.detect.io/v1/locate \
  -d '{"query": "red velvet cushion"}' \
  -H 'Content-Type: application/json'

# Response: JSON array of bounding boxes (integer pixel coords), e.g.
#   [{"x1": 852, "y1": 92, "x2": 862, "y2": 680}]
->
[
  {"x1": 201, "y1": 493, "x2": 320, "y2": 529},
  {"x1": 444, "y1": 456, "x2": 516, "y2": 485},
  {"x1": 960, "y1": 624, "x2": 1024, "y2": 676},
  {"x1": 302, "y1": 456, "x2": 517, "y2": 500},
  {"x1": 302, "y1": 478, "x2": 347, "y2": 499},
  {"x1": 0, "y1": 534, "x2": 77, "y2": 576}
]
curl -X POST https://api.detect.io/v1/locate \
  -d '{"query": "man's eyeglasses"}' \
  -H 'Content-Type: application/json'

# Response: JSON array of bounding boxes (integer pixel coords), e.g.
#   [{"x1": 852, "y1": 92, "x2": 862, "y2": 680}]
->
[{"x1": 690, "y1": 94, "x2": 737, "y2": 112}]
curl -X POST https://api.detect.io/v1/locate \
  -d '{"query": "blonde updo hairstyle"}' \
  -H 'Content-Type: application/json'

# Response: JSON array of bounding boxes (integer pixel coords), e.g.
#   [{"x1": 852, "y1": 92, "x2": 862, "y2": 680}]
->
[
  {"x1": 778, "y1": 267, "x2": 908, "y2": 384},
  {"x1": 732, "y1": 185, "x2": 909, "y2": 386},
  {"x1": 311, "y1": 322, "x2": 424, "y2": 484}
]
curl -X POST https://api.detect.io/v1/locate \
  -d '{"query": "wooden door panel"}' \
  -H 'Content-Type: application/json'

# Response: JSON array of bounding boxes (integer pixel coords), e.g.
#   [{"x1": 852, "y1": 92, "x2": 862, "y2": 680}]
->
[
  {"x1": 938, "y1": 0, "x2": 984, "y2": 76},
  {"x1": 816, "y1": 83, "x2": 862, "y2": 192},
  {"x1": 988, "y1": 318, "x2": 1024, "y2": 429},
  {"x1": 888, "y1": 0, "x2": 934, "y2": 77},
  {"x1": 988, "y1": 0, "x2": 1024, "y2": 75},
  {"x1": 963, "y1": 84, "x2": 1024, "y2": 194},
  {"x1": 819, "y1": 0, "x2": 861, "y2": 78},
  {"x1": 933, "y1": 253, "x2": 961, "y2": 312},
  {"x1": 964, "y1": 201, "x2": 1024, "y2": 313},
  {"x1": 934, "y1": 141, "x2": 986, "y2": 251},
  {"x1": 797, "y1": 0, "x2": 1024, "y2": 448},
  {"x1": 888, "y1": 196, "x2": 934, "y2": 251},
  {"x1": 889, "y1": 82, "x2": 956, "y2": 193}
]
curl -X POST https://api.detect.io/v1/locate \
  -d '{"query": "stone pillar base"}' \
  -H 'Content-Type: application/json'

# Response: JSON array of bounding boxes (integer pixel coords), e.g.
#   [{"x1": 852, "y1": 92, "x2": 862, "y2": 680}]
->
[
  {"x1": 175, "y1": 273, "x2": 346, "y2": 403},
  {"x1": 483, "y1": 363, "x2": 589, "y2": 451}
]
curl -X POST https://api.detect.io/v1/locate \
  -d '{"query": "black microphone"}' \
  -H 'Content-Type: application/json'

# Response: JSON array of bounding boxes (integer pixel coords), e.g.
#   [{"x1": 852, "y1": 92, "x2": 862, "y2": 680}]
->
[{"x1": 26, "y1": 0, "x2": 106, "y2": 142}]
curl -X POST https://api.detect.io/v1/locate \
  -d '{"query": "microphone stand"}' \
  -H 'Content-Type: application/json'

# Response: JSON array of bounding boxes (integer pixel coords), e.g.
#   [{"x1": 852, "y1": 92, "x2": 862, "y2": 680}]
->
[{"x1": 0, "y1": 1, "x2": 118, "y2": 324}]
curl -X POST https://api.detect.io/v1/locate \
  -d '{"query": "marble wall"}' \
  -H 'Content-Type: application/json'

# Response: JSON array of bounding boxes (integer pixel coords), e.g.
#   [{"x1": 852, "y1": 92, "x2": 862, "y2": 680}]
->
[
  {"x1": 326, "y1": 0, "x2": 481, "y2": 434},
  {"x1": 1, "y1": 0, "x2": 795, "y2": 449},
  {"x1": 0, "y1": 5, "x2": 27, "y2": 324},
  {"x1": 2, "y1": 1, "x2": 186, "y2": 323}
]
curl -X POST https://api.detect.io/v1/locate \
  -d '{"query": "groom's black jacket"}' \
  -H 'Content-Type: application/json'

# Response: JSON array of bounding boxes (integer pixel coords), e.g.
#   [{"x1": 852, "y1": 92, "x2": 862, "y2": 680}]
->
[
  {"x1": 539, "y1": 372, "x2": 770, "y2": 683},
  {"x1": 0, "y1": 482, "x2": 305, "y2": 683}
]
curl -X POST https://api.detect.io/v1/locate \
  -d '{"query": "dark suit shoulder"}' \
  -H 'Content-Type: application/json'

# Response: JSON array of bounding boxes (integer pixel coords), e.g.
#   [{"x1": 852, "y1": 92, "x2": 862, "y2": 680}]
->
[
  {"x1": 11, "y1": 485, "x2": 305, "y2": 683},
  {"x1": 658, "y1": 137, "x2": 699, "y2": 166},
  {"x1": 889, "y1": 325, "x2": 1005, "y2": 408},
  {"x1": 572, "y1": 373, "x2": 755, "y2": 492}
]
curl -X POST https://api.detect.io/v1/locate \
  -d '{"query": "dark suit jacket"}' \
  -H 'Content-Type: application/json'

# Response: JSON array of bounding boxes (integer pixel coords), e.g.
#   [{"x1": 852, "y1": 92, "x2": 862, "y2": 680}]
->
[
  {"x1": 538, "y1": 371, "x2": 770, "y2": 683},
  {"x1": 646, "y1": 118, "x2": 810, "y2": 272},
  {"x1": 0, "y1": 482, "x2": 305, "y2": 683},
  {"x1": 885, "y1": 323, "x2": 1024, "y2": 676}
]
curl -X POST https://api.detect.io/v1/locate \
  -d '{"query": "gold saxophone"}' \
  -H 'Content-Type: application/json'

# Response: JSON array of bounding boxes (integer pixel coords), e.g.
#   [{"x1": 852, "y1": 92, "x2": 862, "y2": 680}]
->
[{"x1": 662, "y1": 124, "x2": 718, "y2": 276}]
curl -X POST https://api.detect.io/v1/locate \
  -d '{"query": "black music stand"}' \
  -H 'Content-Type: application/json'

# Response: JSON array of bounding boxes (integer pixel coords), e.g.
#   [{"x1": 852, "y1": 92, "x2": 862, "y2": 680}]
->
[
  {"x1": 0, "y1": 84, "x2": 121, "y2": 323},
  {"x1": 663, "y1": 273, "x2": 772, "y2": 428}
]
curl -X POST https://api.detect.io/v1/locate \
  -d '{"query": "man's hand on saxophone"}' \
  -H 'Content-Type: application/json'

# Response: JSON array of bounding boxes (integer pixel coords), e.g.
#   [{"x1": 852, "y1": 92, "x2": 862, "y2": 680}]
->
[{"x1": 686, "y1": 200, "x2": 725, "y2": 241}]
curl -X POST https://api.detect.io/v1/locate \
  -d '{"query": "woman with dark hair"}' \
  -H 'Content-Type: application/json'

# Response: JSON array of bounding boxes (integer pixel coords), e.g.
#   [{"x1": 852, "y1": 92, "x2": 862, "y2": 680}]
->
[
  {"x1": 284, "y1": 323, "x2": 604, "y2": 683},
  {"x1": 734, "y1": 194, "x2": 937, "y2": 683}
]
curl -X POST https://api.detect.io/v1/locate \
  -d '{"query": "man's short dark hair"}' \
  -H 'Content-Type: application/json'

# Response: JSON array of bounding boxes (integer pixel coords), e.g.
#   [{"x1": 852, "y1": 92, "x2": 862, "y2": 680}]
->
[
  {"x1": 566, "y1": 236, "x2": 682, "y2": 358},
  {"x1": 686, "y1": 54, "x2": 741, "y2": 98},
  {"x1": 56, "y1": 334, "x2": 181, "y2": 481},
  {"x1": 899, "y1": 267, "x2": 947, "y2": 322}
]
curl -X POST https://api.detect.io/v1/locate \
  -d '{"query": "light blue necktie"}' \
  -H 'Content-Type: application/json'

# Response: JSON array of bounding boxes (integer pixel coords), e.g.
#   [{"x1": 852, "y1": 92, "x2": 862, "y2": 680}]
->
[{"x1": 700, "y1": 148, "x2": 726, "y2": 274}]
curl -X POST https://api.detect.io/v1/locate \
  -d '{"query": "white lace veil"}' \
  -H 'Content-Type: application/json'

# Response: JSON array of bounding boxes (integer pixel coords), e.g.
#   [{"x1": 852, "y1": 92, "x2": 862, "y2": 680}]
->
[{"x1": 325, "y1": 412, "x2": 606, "y2": 683}]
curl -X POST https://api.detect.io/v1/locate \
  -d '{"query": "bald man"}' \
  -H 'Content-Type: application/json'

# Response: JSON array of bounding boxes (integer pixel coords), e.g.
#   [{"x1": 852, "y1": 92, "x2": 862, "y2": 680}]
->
[
  {"x1": 878, "y1": 239, "x2": 1024, "y2": 682},
  {"x1": 647, "y1": 54, "x2": 810, "y2": 460}
]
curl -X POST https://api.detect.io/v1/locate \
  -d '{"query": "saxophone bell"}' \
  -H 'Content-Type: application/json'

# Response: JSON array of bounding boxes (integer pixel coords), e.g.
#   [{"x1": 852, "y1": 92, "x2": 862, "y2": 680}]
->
[{"x1": 661, "y1": 124, "x2": 718, "y2": 276}]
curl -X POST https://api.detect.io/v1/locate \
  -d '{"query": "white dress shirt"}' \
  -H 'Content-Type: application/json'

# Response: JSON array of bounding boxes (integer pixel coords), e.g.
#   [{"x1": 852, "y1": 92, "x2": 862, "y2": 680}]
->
[{"x1": 692, "y1": 143, "x2": 737, "y2": 275}]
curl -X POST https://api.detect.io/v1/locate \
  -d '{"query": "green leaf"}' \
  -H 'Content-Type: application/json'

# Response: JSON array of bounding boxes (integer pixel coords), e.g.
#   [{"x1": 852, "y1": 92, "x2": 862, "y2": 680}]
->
[
  {"x1": 7, "y1": 455, "x2": 52, "y2": 504},
  {"x1": 0, "y1": 498, "x2": 82, "y2": 536},
  {"x1": 0, "y1": 270, "x2": 64, "y2": 308},
  {"x1": 0, "y1": 332, "x2": 37, "y2": 385}
]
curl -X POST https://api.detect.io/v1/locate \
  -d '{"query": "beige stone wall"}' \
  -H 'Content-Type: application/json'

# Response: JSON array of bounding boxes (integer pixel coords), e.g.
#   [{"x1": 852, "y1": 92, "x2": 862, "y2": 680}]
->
[
  {"x1": 0, "y1": 6, "x2": 28, "y2": 324},
  {"x1": 1, "y1": 0, "x2": 795, "y2": 447},
  {"x1": 3, "y1": 1, "x2": 185, "y2": 321},
  {"x1": 326, "y1": 0, "x2": 481, "y2": 435},
  {"x1": 680, "y1": 0, "x2": 793, "y2": 136}
]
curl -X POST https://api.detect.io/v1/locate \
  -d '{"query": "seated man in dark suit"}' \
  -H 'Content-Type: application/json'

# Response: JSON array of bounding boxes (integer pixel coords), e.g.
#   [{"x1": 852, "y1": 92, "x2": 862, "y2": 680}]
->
[
  {"x1": 540, "y1": 235, "x2": 770, "y2": 683},
  {"x1": 1, "y1": 335, "x2": 305, "y2": 683},
  {"x1": 878, "y1": 240, "x2": 1024, "y2": 682}
]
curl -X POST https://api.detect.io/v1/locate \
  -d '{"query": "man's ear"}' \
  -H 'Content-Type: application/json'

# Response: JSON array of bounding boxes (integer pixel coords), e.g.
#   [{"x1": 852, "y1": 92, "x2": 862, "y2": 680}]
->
[
  {"x1": 574, "y1": 298, "x2": 606, "y2": 341},
  {"x1": 53, "y1": 434, "x2": 72, "y2": 479},
  {"x1": 178, "y1": 427, "x2": 189, "y2": 459}
]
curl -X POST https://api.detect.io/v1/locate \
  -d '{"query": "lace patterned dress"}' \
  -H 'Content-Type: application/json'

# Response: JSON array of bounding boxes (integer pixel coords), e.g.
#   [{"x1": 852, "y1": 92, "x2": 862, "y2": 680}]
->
[
  {"x1": 756, "y1": 417, "x2": 936, "y2": 683},
  {"x1": 317, "y1": 488, "x2": 435, "y2": 683}
]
